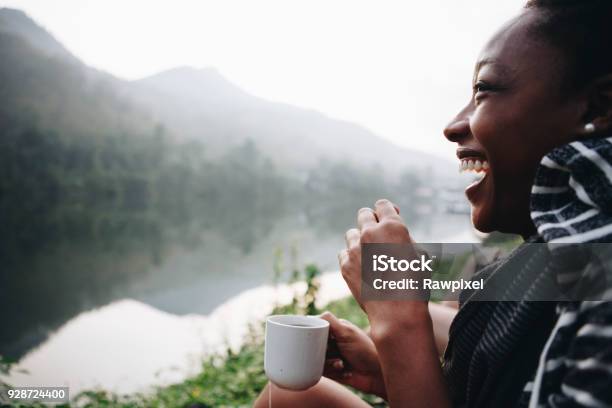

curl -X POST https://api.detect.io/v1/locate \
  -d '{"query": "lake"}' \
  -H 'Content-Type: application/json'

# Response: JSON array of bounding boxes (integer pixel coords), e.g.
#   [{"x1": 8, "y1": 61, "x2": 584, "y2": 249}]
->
[{"x1": 0, "y1": 208, "x2": 473, "y2": 394}]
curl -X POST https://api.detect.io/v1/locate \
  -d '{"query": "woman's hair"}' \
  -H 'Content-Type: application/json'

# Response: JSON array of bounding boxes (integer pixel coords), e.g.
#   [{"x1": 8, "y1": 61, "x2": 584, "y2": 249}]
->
[{"x1": 524, "y1": 0, "x2": 612, "y2": 91}]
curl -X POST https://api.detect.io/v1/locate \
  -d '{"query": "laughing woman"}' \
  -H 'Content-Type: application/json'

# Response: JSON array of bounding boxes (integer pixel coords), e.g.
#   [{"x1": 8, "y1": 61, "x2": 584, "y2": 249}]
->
[{"x1": 254, "y1": 1, "x2": 612, "y2": 407}]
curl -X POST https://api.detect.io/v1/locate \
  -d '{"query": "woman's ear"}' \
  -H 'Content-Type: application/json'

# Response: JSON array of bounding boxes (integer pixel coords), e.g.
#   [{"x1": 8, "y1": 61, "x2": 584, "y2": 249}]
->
[{"x1": 577, "y1": 73, "x2": 612, "y2": 137}]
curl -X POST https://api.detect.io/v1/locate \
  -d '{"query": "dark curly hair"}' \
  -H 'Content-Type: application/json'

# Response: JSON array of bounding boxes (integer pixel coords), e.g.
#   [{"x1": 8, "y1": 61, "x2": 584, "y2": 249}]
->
[{"x1": 524, "y1": 0, "x2": 612, "y2": 91}]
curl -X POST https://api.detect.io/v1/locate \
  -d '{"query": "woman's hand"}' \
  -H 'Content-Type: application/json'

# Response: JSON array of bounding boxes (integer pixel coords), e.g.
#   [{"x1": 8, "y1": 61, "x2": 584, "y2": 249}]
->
[
  {"x1": 338, "y1": 199, "x2": 409, "y2": 307},
  {"x1": 337, "y1": 199, "x2": 451, "y2": 407},
  {"x1": 339, "y1": 199, "x2": 428, "y2": 326},
  {"x1": 320, "y1": 311, "x2": 386, "y2": 399}
]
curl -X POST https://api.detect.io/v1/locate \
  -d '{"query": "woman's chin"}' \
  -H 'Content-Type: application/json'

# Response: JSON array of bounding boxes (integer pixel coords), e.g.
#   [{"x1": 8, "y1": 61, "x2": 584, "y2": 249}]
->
[
  {"x1": 465, "y1": 171, "x2": 495, "y2": 232},
  {"x1": 470, "y1": 204, "x2": 496, "y2": 233}
]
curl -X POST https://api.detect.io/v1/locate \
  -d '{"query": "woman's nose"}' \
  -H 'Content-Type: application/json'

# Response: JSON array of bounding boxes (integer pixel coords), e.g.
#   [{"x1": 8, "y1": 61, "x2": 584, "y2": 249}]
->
[{"x1": 444, "y1": 105, "x2": 472, "y2": 143}]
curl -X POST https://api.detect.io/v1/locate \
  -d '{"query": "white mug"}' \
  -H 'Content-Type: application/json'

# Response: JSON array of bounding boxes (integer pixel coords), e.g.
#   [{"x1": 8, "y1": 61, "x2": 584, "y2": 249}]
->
[{"x1": 264, "y1": 315, "x2": 330, "y2": 390}]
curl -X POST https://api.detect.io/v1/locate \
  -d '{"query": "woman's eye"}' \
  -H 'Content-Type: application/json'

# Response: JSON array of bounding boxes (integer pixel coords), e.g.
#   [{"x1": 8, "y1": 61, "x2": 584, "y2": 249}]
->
[
  {"x1": 473, "y1": 81, "x2": 498, "y2": 105},
  {"x1": 473, "y1": 81, "x2": 494, "y2": 94}
]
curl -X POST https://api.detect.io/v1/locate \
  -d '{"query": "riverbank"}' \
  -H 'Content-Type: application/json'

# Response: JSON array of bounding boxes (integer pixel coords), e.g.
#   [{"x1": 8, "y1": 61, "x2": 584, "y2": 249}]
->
[
  {"x1": 3, "y1": 272, "x2": 351, "y2": 396},
  {"x1": 70, "y1": 295, "x2": 382, "y2": 408},
  {"x1": 1, "y1": 265, "x2": 386, "y2": 407}
]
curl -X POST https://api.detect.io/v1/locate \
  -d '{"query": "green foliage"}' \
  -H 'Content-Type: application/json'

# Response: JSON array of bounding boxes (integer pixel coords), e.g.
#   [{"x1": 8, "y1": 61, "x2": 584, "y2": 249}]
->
[
  {"x1": 0, "y1": 355, "x2": 14, "y2": 397},
  {"x1": 72, "y1": 336, "x2": 267, "y2": 408},
  {"x1": 304, "y1": 265, "x2": 321, "y2": 316},
  {"x1": 0, "y1": 355, "x2": 12, "y2": 376}
]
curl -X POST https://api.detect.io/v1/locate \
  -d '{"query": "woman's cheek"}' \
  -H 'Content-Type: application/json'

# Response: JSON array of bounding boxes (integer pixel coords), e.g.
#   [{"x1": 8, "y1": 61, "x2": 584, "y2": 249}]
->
[
  {"x1": 469, "y1": 108, "x2": 500, "y2": 149},
  {"x1": 471, "y1": 105, "x2": 530, "y2": 166}
]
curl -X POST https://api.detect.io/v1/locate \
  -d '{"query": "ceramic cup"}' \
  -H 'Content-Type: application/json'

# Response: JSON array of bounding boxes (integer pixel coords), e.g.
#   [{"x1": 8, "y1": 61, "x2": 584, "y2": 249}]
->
[{"x1": 264, "y1": 314, "x2": 330, "y2": 390}]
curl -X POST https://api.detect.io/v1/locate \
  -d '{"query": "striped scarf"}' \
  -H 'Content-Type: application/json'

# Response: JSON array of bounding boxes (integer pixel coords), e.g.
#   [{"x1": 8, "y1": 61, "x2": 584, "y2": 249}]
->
[
  {"x1": 443, "y1": 136, "x2": 612, "y2": 408},
  {"x1": 525, "y1": 136, "x2": 612, "y2": 407},
  {"x1": 530, "y1": 136, "x2": 612, "y2": 243}
]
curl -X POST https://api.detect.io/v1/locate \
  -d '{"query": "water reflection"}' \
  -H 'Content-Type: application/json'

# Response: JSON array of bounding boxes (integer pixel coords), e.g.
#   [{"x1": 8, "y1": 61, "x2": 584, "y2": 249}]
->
[{"x1": 5, "y1": 273, "x2": 352, "y2": 394}]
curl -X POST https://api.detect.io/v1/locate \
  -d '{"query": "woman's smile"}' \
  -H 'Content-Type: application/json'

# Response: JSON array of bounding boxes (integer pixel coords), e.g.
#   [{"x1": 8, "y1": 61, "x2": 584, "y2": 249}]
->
[{"x1": 456, "y1": 147, "x2": 490, "y2": 205}]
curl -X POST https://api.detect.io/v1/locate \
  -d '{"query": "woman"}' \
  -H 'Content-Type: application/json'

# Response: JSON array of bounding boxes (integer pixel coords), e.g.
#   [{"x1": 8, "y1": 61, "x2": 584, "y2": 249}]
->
[{"x1": 254, "y1": 1, "x2": 612, "y2": 406}]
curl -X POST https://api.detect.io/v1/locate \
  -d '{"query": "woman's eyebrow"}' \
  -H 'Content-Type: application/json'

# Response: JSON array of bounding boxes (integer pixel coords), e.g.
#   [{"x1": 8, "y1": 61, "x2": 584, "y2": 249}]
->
[
  {"x1": 475, "y1": 58, "x2": 496, "y2": 73},
  {"x1": 473, "y1": 58, "x2": 513, "y2": 83}
]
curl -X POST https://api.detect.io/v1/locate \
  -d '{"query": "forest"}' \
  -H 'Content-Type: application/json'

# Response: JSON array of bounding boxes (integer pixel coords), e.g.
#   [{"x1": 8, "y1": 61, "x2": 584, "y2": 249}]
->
[{"x1": 0, "y1": 109, "x2": 424, "y2": 360}]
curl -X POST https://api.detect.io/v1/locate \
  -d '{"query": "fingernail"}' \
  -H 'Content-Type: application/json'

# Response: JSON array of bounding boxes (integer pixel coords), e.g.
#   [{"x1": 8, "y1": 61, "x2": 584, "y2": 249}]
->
[{"x1": 333, "y1": 360, "x2": 344, "y2": 369}]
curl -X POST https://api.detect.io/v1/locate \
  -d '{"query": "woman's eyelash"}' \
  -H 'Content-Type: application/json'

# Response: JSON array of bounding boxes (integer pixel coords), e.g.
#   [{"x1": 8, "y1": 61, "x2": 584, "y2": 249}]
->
[{"x1": 473, "y1": 81, "x2": 496, "y2": 93}]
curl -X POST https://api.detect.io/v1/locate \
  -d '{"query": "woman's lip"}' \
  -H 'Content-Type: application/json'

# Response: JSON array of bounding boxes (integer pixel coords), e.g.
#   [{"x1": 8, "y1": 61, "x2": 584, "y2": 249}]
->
[{"x1": 456, "y1": 147, "x2": 487, "y2": 161}]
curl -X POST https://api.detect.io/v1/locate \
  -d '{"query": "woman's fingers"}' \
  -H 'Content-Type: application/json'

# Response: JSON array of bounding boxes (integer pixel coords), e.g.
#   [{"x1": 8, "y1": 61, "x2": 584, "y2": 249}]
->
[
  {"x1": 357, "y1": 207, "x2": 377, "y2": 230},
  {"x1": 324, "y1": 358, "x2": 353, "y2": 380},
  {"x1": 324, "y1": 362, "x2": 352, "y2": 385},
  {"x1": 320, "y1": 311, "x2": 357, "y2": 342},
  {"x1": 374, "y1": 199, "x2": 401, "y2": 222},
  {"x1": 320, "y1": 311, "x2": 343, "y2": 333},
  {"x1": 337, "y1": 249, "x2": 348, "y2": 267},
  {"x1": 345, "y1": 228, "x2": 360, "y2": 250},
  {"x1": 325, "y1": 358, "x2": 344, "y2": 371},
  {"x1": 357, "y1": 201, "x2": 400, "y2": 230}
]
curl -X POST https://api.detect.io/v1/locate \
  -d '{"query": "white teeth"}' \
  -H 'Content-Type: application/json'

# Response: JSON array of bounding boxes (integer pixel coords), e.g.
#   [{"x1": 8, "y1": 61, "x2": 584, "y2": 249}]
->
[{"x1": 459, "y1": 158, "x2": 489, "y2": 174}]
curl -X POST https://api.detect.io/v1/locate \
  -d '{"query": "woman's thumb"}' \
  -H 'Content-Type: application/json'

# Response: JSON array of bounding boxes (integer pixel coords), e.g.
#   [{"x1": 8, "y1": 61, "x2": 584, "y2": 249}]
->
[{"x1": 320, "y1": 311, "x2": 352, "y2": 339}]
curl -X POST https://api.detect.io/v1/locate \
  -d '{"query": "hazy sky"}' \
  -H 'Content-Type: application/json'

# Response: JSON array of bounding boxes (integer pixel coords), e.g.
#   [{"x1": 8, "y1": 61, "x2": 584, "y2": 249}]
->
[{"x1": 2, "y1": 0, "x2": 525, "y2": 158}]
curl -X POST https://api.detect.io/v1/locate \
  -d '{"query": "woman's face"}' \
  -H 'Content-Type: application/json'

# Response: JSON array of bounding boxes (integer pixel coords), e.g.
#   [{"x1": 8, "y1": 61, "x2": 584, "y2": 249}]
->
[{"x1": 444, "y1": 10, "x2": 584, "y2": 237}]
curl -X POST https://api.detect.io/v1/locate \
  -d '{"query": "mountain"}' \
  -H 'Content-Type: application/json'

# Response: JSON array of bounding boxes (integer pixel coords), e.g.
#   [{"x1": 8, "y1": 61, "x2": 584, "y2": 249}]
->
[
  {"x1": 0, "y1": 7, "x2": 455, "y2": 177},
  {"x1": 0, "y1": 8, "x2": 74, "y2": 61},
  {"x1": 0, "y1": 9, "x2": 155, "y2": 139},
  {"x1": 129, "y1": 66, "x2": 454, "y2": 176}
]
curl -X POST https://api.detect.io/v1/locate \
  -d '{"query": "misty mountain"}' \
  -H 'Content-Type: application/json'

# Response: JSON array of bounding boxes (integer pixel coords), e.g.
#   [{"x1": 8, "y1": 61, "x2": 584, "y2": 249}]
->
[
  {"x1": 0, "y1": 8, "x2": 74, "y2": 61},
  {"x1": 130, "y1": 66, "x2": 454, "y2": 176},
  {"x1": 0, "y1": 10, "x2": 155, "y2": 139},
  {"x1": 0, "y1": 7, "x2": 455, "y2": 177}
]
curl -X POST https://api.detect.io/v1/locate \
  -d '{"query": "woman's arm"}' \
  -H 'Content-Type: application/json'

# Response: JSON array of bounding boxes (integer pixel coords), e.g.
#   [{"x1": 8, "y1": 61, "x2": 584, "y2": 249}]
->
[
  {"x1": 339, "y1": 199, "x2": 453, "y2": 407},
  {"x1": 429, "y1": 302, "x2": 458, "y2": 355},
  {"x1": 366, "y1": 302, "x2": 457, "y2": 356},
  {"x1": 369, "y1": 304, "x2": 451, "y2": 408}
]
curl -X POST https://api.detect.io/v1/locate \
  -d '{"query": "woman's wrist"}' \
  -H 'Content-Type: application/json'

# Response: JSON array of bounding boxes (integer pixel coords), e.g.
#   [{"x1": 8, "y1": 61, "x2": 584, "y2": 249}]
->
[{"x1": 367, "y1": 302, "x2": 431, "y2": 344}]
